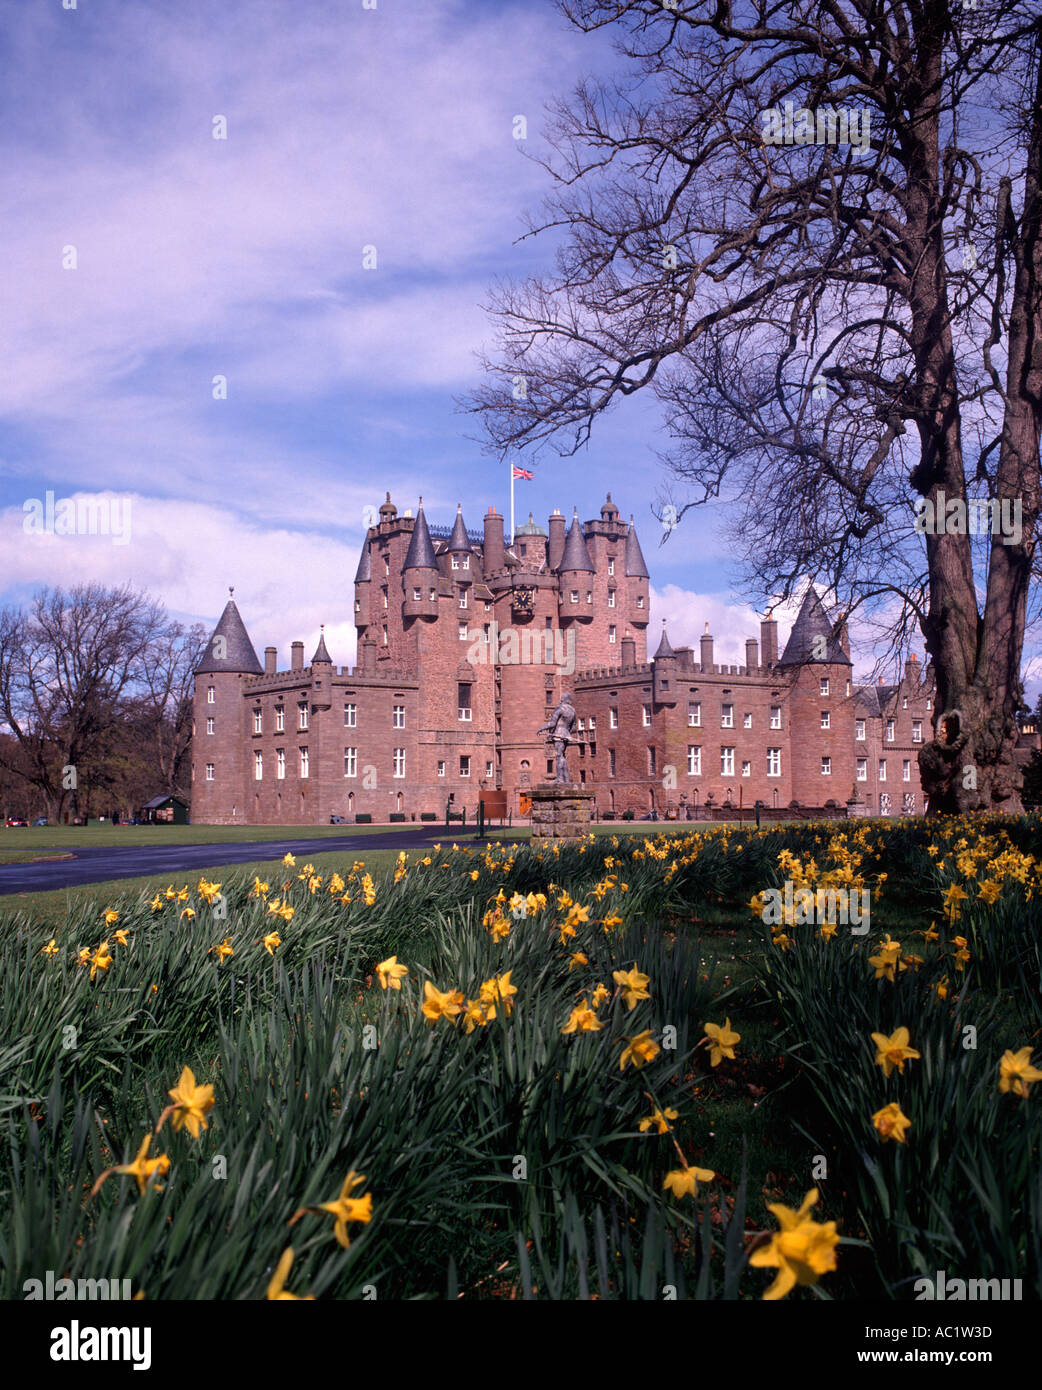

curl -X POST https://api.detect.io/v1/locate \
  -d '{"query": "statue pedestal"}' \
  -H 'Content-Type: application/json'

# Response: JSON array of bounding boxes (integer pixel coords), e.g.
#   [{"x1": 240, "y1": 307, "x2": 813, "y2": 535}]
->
[{"x1": 530, "y1": 783, "x2": 594, "y2": 848}]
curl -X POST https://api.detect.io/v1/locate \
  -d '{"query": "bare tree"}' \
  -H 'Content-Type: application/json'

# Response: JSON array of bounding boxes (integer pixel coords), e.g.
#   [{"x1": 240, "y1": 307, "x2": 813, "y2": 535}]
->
[{"x1": 466, "y1": 0, "x2": 1042, "y2": 815}]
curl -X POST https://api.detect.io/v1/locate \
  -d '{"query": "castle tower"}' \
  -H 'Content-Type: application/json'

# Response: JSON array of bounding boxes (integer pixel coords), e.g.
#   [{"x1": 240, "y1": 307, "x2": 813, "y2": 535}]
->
[
  {"x1": 624, "y1": 518, "x2": 650, "y2": 657},
  {"x1": 779, "y1": 587, "x2": 854, "y2": 806},
  {"x1": 192, "y1": 588, "x2": 263, "y2": 824},
  {"x1": 353, "y1": 540, "x2": 372, "y2": 632},
  {"x1": 402, "y1": 499, "x2": 439, "y2": 621},
  {"x1": 652, "y1": 620, "x2": 678, "y2": 706}
]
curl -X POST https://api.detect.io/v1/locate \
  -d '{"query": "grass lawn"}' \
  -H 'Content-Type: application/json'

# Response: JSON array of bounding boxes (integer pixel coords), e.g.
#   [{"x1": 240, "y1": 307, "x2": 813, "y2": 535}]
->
[{"x1": 0, "y1": 821, "x2": 447, "y2": 850}]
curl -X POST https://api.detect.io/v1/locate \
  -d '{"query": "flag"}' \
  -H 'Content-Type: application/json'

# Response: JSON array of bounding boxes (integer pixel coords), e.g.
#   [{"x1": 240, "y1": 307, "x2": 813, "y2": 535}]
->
[{"x1": 512, "y1": 465, "x2": 533, "y2": 481}]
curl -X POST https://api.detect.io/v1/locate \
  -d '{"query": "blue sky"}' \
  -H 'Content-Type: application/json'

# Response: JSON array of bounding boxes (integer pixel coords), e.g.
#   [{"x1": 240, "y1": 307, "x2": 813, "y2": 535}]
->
[{"x1": 2, "y1": 0, "x2": 1035, "y2": 697}]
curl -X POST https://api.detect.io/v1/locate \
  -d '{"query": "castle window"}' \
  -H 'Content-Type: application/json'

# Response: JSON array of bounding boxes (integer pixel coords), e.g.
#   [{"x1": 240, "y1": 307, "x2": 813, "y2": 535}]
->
[
  {"x1": 463, "y1": 555, "x2": 469, "y2": 569},
  {"x1": 647, "y1": 746, "x2": 657, "y2": 776},
  {"x1": 721, "y1": 747, "x2": 735, "y2": 776},
  {"x1": 903, "y1": 696, "x2": 908, "y2": 708},
  {"x1": 393, "y1": 748, "x2": 406, "y2": 778},
  {"x1": 588, "y1": 716, "x2": 596, "y2": 731},
  {"x1": 485, "y1": 761, "x2": 494, "y2": 779},
  {"x1": 721, "y1": 704, "x2": 734, "y2": 728},
  {"x1": 570, "y1": 591, "x2": 579, "y2": 604},
  {"x1": 459, "y1": 622, "x2": 469, "y2": 640},
  {"x1": 903, "y1": 760, "x2": 911, "y2": 782},
  {"x1": 607, "y1": 558, "x2": 615, "y2": 575},
  {"x1": 205, "y1": 762, "x2": 215, "y2": 781},
  {"x1": 299, "y1": 748, "x2": 309, "y2": 778},
  {"x1": 412, "y1": 588, "x2": 421, "y2": 601},
  {"x1": 846, "y1": 680, "x2": 851, "y2": 696},
  {"x1": 820, "y1": 677, "x2": 830, "y2": 696},
  {"x1": 609, "y1": 625, "x2": 617, "y2": 643},
  {"x1": 452, "y1": 555, "x2": 459, "y2": 569},
  {"x1": 344, "y1": 703, "x2": 356, "y2": 727},
  {"x1": 458, "y1": 684, "x2": 472, "y2": 721},
  {"x1": 586, "y1": 591, "x2": 593, "y2": 604},
  {"x1": 393, "y1": 704, "x2": 405, "y2": 729},
  {"x1": 855, "y1": 719, "x2": 865, "y2": 740},
  {"x1": 206, "y1": 718, "x2": 214, "y2": 735},
  {"x1": 207, "y1": 686, "x2": 215, "y2": 704},
  {"x1": 857, "y1": 757, "x2": 867, "y2": 781},
  {"x1": 429, "y1": 588, "x2": 436, "y2": 601},
  {"x1": 458, "y1": 590, "x2": 467, "y2": 609},
  {"x1": 459, "y1": 755, "x2": 470, "y2": 778},
  {"x1": 610, "y1": 707, "x2": 619, "y2": 728},
  {"x1": 254, "y1": 751, "x2": 263, "y2": 781},
  {"x1": 355, "y1": 599, "x2": 361, "y2": 613},
  {"x1": 926, "y1": 699, "x2": 932, "y2": 711},
  {"x1": 547, "y1": 760, "x2": 555, "y2": 776},
  {"x1": 607, "y1": 590, "x2": 616, "y2": 607},
  {"x1": 741, "y1": 760, "x2": 751, "y2": 777},
  {"x1": 687, "y1": 746, "x2": 701, "y2": 775},
  {"x1": 345, "y1": 747, "x2": 357, "y2": 777},
  {"x1": 577, "y1": 717, "x2": 585, "y2": 732},
  {"x1": 636, "y1": 595, "x2": 644, "y2": 609},
  {"x1": 886, "y1": 720, "x2": 895, "y2": 741},
  {"x1": 642, "y1": 704, "x2": 652, "y2": 727},
  {"x1": 767, "y1": 748, "x2": 781, "y2": 777},
  {"x1": 770, "y1": 706, "x2": 782, "y2": 729},
  {"x1": 609, "y1": 748, "x2": 616, "y2": 776},
  {"x1": 298, "y1": 702, "x2": 308, "y2": 730},
  {"x1": 277, "y1": 749, "x2": 286, "y2": 780},
  {"x1": 437, "y1": 761, "x2": 446, "y2": 777},
  {"x1": 384, "y1": 559, "x2": 390, "y2": 576},
  {"x1": 688, "y1": 702, "x2": 701, "y2": 727},
  {"x1": 821, "y1": 756, "x2": 831, "y2": 775},
  {"x1": 821, "y1": 710, "x2": 830, "y2": 729},
  {"x1": 912, "y1": 721, "x2": 922, "y2": 743},
  {"x1": 253, "y1": 709, "x2": 262, "y2": 734},
  {"x1": 743, "y1": 712, "x2": 752, "y2": 729},
  {"x1": 879, "y1": 759, "x2": 887, "y2": 781},
  {"x1": 382, "y1": 627, "x2": 388, "y2": 645},
  {"x1": 382, "y1": 588, "x2": 388, "y2": 608}
]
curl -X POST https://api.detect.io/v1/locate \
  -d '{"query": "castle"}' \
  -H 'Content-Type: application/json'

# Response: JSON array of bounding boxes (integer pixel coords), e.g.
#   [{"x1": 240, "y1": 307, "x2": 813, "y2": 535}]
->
[{"x1": 190, "y1": 493, "x2": 935, "y2": 823}]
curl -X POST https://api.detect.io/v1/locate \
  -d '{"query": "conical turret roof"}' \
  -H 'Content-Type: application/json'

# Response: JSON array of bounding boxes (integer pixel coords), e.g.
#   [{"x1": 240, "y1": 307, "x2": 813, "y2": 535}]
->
[
  {"x1": 196, "y1": 592, "x2": 263, "y2": 675},
  {"x1": 779, "y1": 587, "x2": 851, "y2": 665},
  {"x1": 448, "y1": 504, "x2": 470, "y2": 551},
  {"x1": 558, "y1": 509, "x2": 594, "y2": 572},
  {"x1": 625, "y1": 518, "x2": 649, "y2": 578},
  {"x1": 354, "y1": 542, "x2": 371, "y2": 583},
  {"x1": 654, "y1": 620, "x2": 675, "y2": 659},
  {"x1": 403, "y1": 500, "x2": 438, "y2": 570},
  {"x1": 312, "y1": 627, "x2": 331, "y2": 663}
]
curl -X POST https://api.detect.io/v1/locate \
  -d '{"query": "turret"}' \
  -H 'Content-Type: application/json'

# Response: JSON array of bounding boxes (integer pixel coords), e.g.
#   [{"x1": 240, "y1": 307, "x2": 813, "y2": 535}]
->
[
  {"x1": 402, "y1": 499, "x2": 440, "y2": 620},
  {"x1": 195, "y1": 589, "x2": 263, "y2": 677},
  {"x1": 311, "y1": 626, "x2": 332, "y2": 709},
  {"x1": 192, "y1": 588, "x2": 263, "y2": 826},
  {"x1": 625, "y1": 517, "x2": 650, "y2": 631},
  {"x1": 558, "y1": 508, "x2": 595, "y2": 623},
  {"x1": 653, "y1": 620, "x2": 678, "y2": 705},
  {"x1": 354, "y1": 536, "x2": 372, "y2": 629}
]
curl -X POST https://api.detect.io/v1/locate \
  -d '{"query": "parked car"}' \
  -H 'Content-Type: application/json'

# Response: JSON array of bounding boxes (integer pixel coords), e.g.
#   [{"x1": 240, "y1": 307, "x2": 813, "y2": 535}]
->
[
  {"x1": 329, "y1": 814, "x2": 347, "y2": 825},
  {"x1": 33, "y1": 817, "x2": 47, "y2": 826},
  {"x1": 5, "y1": 817, "x2": 28, "y2": 827}
]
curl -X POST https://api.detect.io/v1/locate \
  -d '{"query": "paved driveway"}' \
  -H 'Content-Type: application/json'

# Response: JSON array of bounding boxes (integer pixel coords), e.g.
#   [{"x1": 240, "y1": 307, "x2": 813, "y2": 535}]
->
[{"x1": 0, "y1": 827, "x2": 482, "y2": 896}]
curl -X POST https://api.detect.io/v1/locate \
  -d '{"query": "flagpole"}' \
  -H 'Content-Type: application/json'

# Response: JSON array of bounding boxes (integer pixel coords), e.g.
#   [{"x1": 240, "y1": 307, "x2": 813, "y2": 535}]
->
[{"x1": 509, "y1": 459, "x2": 515, "y2": 546}]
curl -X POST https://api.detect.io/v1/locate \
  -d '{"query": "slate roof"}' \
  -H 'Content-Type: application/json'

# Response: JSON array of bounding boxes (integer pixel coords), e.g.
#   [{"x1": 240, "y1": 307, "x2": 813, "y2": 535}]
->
[
  {"x1": 447, "y1": 505, "x2": 471, "y2": 551},
  {"x1": 354, "y1": 544, "x2": 371, "y2": 583},
  {"x1": 403, "y1": 502, "x2": 438, "y2": 570},
  {"x1": 559, "y1": 510, "x2": 595, "y2": 572},
  {"x1": 654, "y1": 621, "x2": 675, "y2": 659},
  {"x1": 779, "y1": 587, "x2": 851, "y2": 665},
  {"x1": 624, "y1": 518, "x2": 649, "y2": 579},
  {"x1": 196, "y1": 598, "x2": 263, "y2": 675},
  {"x1": 312, "y1": 629, "x2": 331, "y2": 663}
]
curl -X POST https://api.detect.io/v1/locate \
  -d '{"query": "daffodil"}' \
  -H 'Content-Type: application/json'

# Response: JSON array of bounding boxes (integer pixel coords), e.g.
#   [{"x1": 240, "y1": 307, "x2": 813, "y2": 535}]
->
[
  {"x1": 266, "y1": 1248, "x2": 315, "y2": 1300},
  {"x1": 263, "y1": 930, "x2": 282, "y2": 955},
  {"x1": 103, "y1": 909, "x2": 119, "y2": 927},
  {"x1": 612, "y1": 966, "x2": 651, "y2": 1011},
  {"x1": 113, "y1": 928, "x2": 129, "y2": 948},
  {"x1": 749, "y1": 1189, "x2": 839, "y2": 1300},
  {"x1": 282, "y1": 853, "x2": 296, "y2": 867},
  {"x1": 663, "y1": 1165, "x2": 715, "y2": 1198},
  {"x1": 998, "y1": 1047, "x2": 1042, "y2": 1097},
  {"x1": 89, "y1": 941, "x2": 113, "y2": 982},
  {"x1": 619, "y1": 1030, "x2": 660, "y2": 1071},
  {"x1": 318, "y1": 1170, "x2": 373, "y2": 1248},
  {"x1": 211, "y1": 937, "x2": 234, "y2": 964},
  {"x1": 569, "y1": 951, "x2": 589, "y2": 970},
  {"x1": 639, "y1": 1106, "x2": 678, "y2": 1134},
  {"x1": 702, "y1": 1018, "x2": 740, "y2": 1067},
  {"x1": 167, "y1": 1066, "x2": 215, "y2": 1138},
  {"x1": 590, "y1": 983, "x2": 610, "y2": 1008},
  {"x1": 561, "y1": 1000, "x2": 603, "y2": 1033},
  {"x1": 872, "y1": 1102, "x2": 912, "y2": 1143},
  {"x1": 149, "y1": 894, "x2": 163, "y2": 911},
  {"x1": 41, "y1": 938, "x2": 59, "y2": 957},
  {"x1": 113, "y1": 1134, "x2": 171, "y2": 1196},
  {"x1": 376, "y1": 956, "x2": 409, "y2": 990},
  {"x1": 421, "y1": 982, "x2": 465, "y2": 1023},
  {"x1": 871, "y1": 1026, "x2": 921, "y2": 1078}
]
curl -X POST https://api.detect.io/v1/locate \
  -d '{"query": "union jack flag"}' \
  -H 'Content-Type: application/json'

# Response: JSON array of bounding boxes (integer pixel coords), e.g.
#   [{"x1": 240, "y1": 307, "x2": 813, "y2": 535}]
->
[{"x1": 512, "y1": 465, "x2": 533, "y2": 481}]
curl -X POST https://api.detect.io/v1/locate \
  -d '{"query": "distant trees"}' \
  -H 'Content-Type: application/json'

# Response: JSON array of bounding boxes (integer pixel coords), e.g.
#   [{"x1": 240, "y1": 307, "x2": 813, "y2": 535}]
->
[{"x1": 0, "y1": 584, "x2": 205, "y2": 823}]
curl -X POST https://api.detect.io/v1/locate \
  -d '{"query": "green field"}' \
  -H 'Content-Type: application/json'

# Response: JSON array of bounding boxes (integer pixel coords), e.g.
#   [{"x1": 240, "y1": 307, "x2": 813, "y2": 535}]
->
[{"x1": 1, "y1": 821, "x2": 441, "y2": 850}]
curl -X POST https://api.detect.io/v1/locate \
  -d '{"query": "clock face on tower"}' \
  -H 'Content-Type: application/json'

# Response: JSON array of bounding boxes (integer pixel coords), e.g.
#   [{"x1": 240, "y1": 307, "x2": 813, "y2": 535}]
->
[{"x1": 513, "y1": 586, "x2": 535, "y2": 612}]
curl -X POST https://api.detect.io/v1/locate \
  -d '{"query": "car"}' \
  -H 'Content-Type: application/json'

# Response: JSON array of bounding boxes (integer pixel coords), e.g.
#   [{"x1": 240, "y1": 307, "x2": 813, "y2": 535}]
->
[
  {"x1": 5, "y1": 817, "x2": 28, "y2": 827},
  {"x1": 329, "y1": 814, "x2": 347, "y2": 825}
]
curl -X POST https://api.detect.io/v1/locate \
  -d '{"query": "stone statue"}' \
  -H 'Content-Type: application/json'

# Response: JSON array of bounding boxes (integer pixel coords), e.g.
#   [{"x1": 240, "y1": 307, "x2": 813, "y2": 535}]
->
[{"x1": 537, "y1": 692, "x2": 578, "y2": 784}]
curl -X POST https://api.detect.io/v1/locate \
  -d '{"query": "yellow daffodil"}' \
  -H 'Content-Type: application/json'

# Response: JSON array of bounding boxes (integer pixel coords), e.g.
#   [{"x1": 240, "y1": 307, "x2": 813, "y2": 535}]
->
[
  {"x1": 639, "y1": 1106, "x2": 679, "y2": 1134},
  {"x1": 702, "y1": 1018, "x2": 740, "y2": 1067},
  {"x1": 749, "y1": 1188, "x2": 839, "y2": 1300},
  {"x1": 211, "y1": 937, "x2": 234, "y2": 964},
  {"x1": 421, "y1": 982, "x2": 465, "y2": 1023},
  {"x1": 871, "y1": 1027, "x2": 921, "y2": 1078},
  {"x1": 263, "y1": 930, "x2": 282, "y2": 955},
  {"x1": 569, "y1": 951, "x2": 589, "y2": 970},
  {"x1": 89, "y1": 941, "x2": 113, "y2": 981},
  {"x1": 149, "y1": 894, "x2": 163, "y2": 911},
  {"x1": 935, "y1": 978, "x2": 949, "y2": 1000},
  {"x1": 282, "y1": 853, "x2": 296, "y2": 867},
  {"x1": 619, "y1": 1030, "x2": 660, "y2": 1071},
  {"x1": 663, "y1": 1165, "x2": 715, "y2": 1198},
  {"x1": 114, "y1": 1134, "x2": 171, "y2": 1196},
  {"x1": 462, "y1": 999, "x2": 491, "y2": 1033},
  {"x1": 561, "y1": 1001, "x2": 603, "y2": 1033},
  {"x1": 41, "y1": 938, "x2": 59, "y2": 957},
  {"x1": 591, "y1": 983, "x2": 610, "y2": 1008},
  {"x1": 998, "y1": 1047, "x2": 1042, "y2": 1097},
  {"x1": 103, "y1": 909, "x2": 119, "y2": 927},
  {"x1": 318, "y1": 1170, "x2": 373, "y2": 1249},
  {"x1": 376, "y1": 956, "x2": 409, "y2": 990},
  {"x1": 266, "y1": 1248, "x2": 315, "y2": 1300},
  {"x1": 872, "y1": 1102, "x2": 912, "y2": 1144},
  {"x1": 113, "y1": 928, "x2": 129, "y2": 947},
  {"x1": 612, "y1": 966, "x2": 651, "y2": 1012},
  {"x1": 167, "y1": 1066, "x2": 215, "y2": 1138}
]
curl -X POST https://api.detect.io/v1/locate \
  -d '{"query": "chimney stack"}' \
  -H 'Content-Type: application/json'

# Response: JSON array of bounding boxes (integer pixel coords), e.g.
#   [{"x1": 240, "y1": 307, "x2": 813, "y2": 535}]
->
[
  {"x1": 265, "y1": 646, "x2": 277, "y2": 674},
  {"x1": 760, "y1": 612, "x2": 778, "y2": 666},
  {"x1": 700, "y1": 622, "x2": 714, "y2": 671},
  {"x1": 291, "y1": 641, "x2": 304, "y2": 671},
  {"x1": 483, "y1": 505, "x2": 505, "y2": 573},
  {"x1": 548, "y1": 508, "x2": 566, "y2": 570},
  {"x1": 621, "y1": 631, "x2": 636, "y2": 669},
  {"x1": 745, "y1": 637, "x2": 758, "y2": 670}
]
